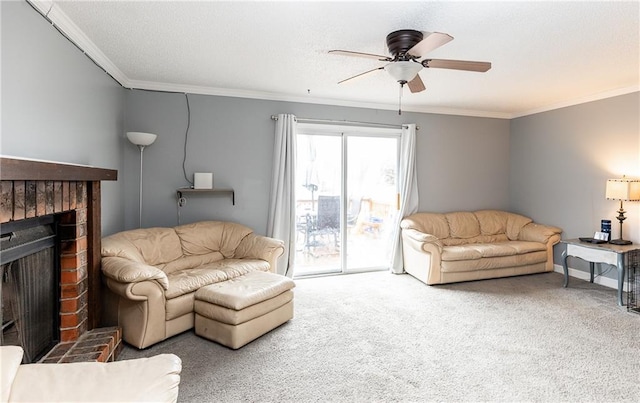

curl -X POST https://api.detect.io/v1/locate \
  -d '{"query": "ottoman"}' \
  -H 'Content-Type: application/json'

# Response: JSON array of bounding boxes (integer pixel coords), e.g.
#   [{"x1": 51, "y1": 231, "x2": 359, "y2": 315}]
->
[{"x1": 194, "y1": 271, "x2": 295, "y2": 349}]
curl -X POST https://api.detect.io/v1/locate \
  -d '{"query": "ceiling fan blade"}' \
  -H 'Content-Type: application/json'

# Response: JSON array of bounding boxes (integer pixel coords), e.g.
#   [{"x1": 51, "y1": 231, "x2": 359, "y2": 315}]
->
[
  {"x1": 329, "y1": 50, "x2": 390, "y2": 61},
  {"x1": 337, "y1": 67, "x2": 385, "y2": 84},
  {"x1": 407, "y1": 32, "x2": 453, "y2": 58},
  {"x1": 423, "y1": 59, "x2": 492, "y2": 72},
  {"x1": 407, "y1": 74, "x2": 426, "y2": 93}
]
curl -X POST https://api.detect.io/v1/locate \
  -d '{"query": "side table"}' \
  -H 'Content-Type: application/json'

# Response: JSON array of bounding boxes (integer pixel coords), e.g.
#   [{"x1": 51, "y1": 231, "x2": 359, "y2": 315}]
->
[{"x1": 561, "y1": 239, "x2": 640, "y2": 306}]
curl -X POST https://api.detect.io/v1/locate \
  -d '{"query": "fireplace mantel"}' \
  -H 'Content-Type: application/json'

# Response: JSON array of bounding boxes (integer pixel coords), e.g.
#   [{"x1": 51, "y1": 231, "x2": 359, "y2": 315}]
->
[
  {"x1": 0, "y1": 157, "x2": 117, "y2": 181},
  {"x1": 1, "y1": 156, "x2": 117, "y2": 337}
]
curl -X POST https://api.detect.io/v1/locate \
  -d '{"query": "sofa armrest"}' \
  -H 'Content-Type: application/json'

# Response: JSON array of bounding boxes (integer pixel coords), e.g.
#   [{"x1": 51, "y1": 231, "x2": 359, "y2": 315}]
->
[
  {"x1": 1, "y1": 346, "x2": 23, "y2": 402},
  {"x1": 401, "y1": 228, "x2": 443, "y2": 253},
  {"x1": 401, "y1": 228, "x2": 444, "y2": 285},
  {"x1": 235, "y1": 233, "x2": 285, "y2": 272},
  {"x1": 519, "y1": 223, "x2": 563, "y2": 244},
  {"x1": 102, "y1": 256, "x2": 169, "y2": 290}
]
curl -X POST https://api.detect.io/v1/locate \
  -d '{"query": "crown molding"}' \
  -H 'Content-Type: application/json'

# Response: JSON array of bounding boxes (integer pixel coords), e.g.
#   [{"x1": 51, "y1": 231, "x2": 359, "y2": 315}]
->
[
  {"x1": 128, "y1": 79, "x2": 513, "y2": 119},
  {"x1": 511, "y1": 85, "x2": 640, "y2": 119},
  {"x1": 28, "y1": 0, "x2": 53, "y2": 15}
]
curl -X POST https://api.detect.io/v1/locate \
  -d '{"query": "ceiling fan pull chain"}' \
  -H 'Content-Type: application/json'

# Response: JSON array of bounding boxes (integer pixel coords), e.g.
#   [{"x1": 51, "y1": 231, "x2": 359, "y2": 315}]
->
[{"x1": 398, "y1": 83, "x2": 403, "y2": 115}]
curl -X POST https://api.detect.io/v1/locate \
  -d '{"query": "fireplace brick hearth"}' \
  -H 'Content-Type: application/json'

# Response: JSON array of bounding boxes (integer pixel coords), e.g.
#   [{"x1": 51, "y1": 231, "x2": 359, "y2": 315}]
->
[
  {"x1": 40, "y1": 326, "x2": 122, "y2": 363},
  {"x1": 1, "y1": 157, "x2": 118, "y2": 363}
]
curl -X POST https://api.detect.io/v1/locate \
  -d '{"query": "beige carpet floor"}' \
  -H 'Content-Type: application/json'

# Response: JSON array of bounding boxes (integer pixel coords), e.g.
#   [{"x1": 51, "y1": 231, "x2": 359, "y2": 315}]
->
[{"x1": 119, "y1": 271, "x2": 640, "y2": 402}]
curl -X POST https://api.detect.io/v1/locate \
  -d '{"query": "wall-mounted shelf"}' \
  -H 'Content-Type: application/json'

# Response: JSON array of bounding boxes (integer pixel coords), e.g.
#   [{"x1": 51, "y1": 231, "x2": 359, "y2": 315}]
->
[{"x1": 176, "y1": 188, "x2": 235, "y2": 205}]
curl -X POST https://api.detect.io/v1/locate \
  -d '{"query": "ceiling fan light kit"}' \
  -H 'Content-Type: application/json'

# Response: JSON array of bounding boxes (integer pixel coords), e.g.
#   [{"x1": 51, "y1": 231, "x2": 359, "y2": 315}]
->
[
  {"x1": 329, "y1": 29, "x2": 492, "y2": 113},
  {"x1": 384, "y1": 61, "x2": 422, "y2": 83}
]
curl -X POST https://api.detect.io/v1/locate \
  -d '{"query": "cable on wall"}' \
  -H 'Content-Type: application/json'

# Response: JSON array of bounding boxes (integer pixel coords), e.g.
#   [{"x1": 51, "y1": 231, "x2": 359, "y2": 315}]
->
[{"x1": 182, "y1": 93, "x2": 193, "y2": 186}]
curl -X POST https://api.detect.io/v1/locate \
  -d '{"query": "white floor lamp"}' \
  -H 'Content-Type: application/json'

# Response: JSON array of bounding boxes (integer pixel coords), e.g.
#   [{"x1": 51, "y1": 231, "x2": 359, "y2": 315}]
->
[{"x1": 127, "y1": 131, "x2": 157, "y2": 228}]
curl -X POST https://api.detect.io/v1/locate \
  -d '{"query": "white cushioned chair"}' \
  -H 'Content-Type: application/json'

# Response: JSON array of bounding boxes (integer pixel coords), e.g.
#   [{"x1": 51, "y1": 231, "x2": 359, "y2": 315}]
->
[{"x1": 1, "y1": 345, "x2": 181, "y2": 402}]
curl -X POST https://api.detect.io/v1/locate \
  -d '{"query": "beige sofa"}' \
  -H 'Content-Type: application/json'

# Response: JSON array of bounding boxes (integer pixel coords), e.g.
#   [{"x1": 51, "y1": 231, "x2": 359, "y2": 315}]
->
[
  {"x1": 101, "y1": 221, "x2": 285, "y2": 349},
  {"x1": 1, "y1": 345, "x2": 181, "y2": 402},
  {"x1": 400, "y1": 210, "x2": 562, "y2": 285}
]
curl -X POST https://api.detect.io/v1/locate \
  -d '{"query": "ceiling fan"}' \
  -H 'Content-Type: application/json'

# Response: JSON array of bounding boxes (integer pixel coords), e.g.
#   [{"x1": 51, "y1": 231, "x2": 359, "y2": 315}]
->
[{"x1": 329, "y1": 29, "x2": 491, "y2": 113}]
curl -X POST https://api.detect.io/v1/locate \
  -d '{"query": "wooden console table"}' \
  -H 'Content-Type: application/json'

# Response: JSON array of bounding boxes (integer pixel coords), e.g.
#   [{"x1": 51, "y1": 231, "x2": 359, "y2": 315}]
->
[{"x1": 561, "y1": 239, "x2": 640, "y2": 306}]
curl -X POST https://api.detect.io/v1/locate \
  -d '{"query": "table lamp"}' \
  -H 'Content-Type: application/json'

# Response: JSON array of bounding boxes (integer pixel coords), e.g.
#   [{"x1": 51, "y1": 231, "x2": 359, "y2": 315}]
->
[{"x1": 605, "y1": 176, "x2": 640, "y2": 245}]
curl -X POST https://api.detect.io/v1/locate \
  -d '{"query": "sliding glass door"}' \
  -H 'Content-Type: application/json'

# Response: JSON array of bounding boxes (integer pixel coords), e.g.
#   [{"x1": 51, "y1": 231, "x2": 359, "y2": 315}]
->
[
  {"x1": 345, "y1": 135, "x2": 399, "y2": 271},
  {"x1": 294, "y1": 126, "x2": 399, "y2": 277},
  {"x1": 295, "y1": 134, "x2": 342, "y2": 275}
]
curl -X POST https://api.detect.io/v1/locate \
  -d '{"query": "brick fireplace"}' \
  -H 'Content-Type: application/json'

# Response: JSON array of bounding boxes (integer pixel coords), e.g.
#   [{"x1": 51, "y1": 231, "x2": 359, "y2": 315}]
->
[{"x1": 1, "y1": 157, "x2": 120, "y2": 362}]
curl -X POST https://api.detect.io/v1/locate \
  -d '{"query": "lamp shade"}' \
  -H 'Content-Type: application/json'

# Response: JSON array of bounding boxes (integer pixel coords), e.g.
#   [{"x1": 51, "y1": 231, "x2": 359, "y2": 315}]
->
[
  {"x1": 605, "y1": 178, "x2": 640, "y2": 201},
  {"x1": 384, "y1": 61, "x2": 423, "y2": 83},
  {"x1": 126, "y1": 131, "x2": 157, "y2": 147}
]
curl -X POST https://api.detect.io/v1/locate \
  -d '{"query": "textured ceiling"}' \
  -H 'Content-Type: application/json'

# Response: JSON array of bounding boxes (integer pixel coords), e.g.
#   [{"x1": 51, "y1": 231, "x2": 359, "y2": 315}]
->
[{"x1": 36, "y1": 1, "x2": 640, "y2": 118}]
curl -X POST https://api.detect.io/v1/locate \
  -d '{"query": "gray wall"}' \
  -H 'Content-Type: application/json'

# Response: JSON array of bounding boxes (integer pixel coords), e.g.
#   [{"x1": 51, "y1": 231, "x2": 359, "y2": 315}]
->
[
  {"x1": 1, "y1": 1, "x2": 126, "y2": 235},
  {"x1": 124, "y1": 90, "x2": 510, "y2": 234},
  {"x1": 5, "y1": 1, "x2": 638, "y2": 283},
  {"x1": 510, "y1": 92, "x2": 640, "y2": 276}
]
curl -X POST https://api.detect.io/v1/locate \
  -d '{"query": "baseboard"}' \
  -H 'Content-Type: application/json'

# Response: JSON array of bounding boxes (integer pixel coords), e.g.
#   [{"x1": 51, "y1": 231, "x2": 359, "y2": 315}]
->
[{"x1": 553, "y1": 264, "x2": 628, "y2": 292}]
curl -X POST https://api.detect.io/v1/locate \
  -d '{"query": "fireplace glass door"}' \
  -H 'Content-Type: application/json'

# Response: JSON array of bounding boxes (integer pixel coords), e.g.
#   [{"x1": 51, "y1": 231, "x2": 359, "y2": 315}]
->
[{"x1": 1, "y1": 220, "x2": 58, "y2": 363}]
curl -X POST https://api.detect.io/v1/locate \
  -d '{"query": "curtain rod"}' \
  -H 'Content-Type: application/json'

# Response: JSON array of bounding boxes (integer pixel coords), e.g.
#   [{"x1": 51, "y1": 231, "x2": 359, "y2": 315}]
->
[{"x1": 270, "y1": 115, "x2": 418, "y2": 130}]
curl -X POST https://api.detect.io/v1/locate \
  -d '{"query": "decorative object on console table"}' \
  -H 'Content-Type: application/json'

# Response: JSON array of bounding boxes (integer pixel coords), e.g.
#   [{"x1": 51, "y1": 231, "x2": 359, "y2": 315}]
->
[
  {"x1": 126, "y1": 132, "x2": 158, "y2": 228},
  {"x1": 601, "y1": 219, "x2": 611, "y2": 241},
  {"x1": 605, "y1": 176, "x2": 640, "y2": 245}
]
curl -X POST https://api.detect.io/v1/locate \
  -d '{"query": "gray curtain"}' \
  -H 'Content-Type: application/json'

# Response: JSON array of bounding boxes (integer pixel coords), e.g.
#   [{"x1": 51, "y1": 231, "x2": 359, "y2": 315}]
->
[
  {"x1": 266, "y1": 114, "x2": 297, "y2": 277},
  {"x1": 390, "y1": 123, "x2": 419, "y2": 273}
]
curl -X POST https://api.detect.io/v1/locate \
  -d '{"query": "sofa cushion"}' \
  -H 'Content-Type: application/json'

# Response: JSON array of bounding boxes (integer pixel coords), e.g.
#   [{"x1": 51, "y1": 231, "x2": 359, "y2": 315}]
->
[
  {"x1": 445, "y1": 212, "x2": 481, "y2": 239},
  {"x1": 505, "y1": 241, "x2": 546, "y2": 254},
  {"x1": 400, "y1": 213, "x2": 450, "y2": 239},
  {"x1": 441, "y1": 250, "x2": 547, "y2": 273},
  {"x1": 468, "y1": 243, "x2": 518, "y2": 258},
  {"x1": 441, "y1": 245, "x2": 482, "y2": 261},
  {"x1": 165, "y1": 259, "x2": 270, "y2": 299},
  {"x1": 441, "y1": 234, "x2": 509, "y2": 246},
  {"x1": 474, "y1": 210, "x2": 508, "y2": 235},
  {"x1": 161, "y1": 252, "x2": 225, "y2": 275},
  {"x1": 506, "y1": 213, "x2": 533, "y2": 240},
  {"x1": 175, "y1": 221, "x2": 253, "y2": 258},
  {"x1": 441, "y1": 241, "x2": 546, "y2": 262},
  {"x1": 102, "y1": 227, "x2": 183, "y2": 266}
]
